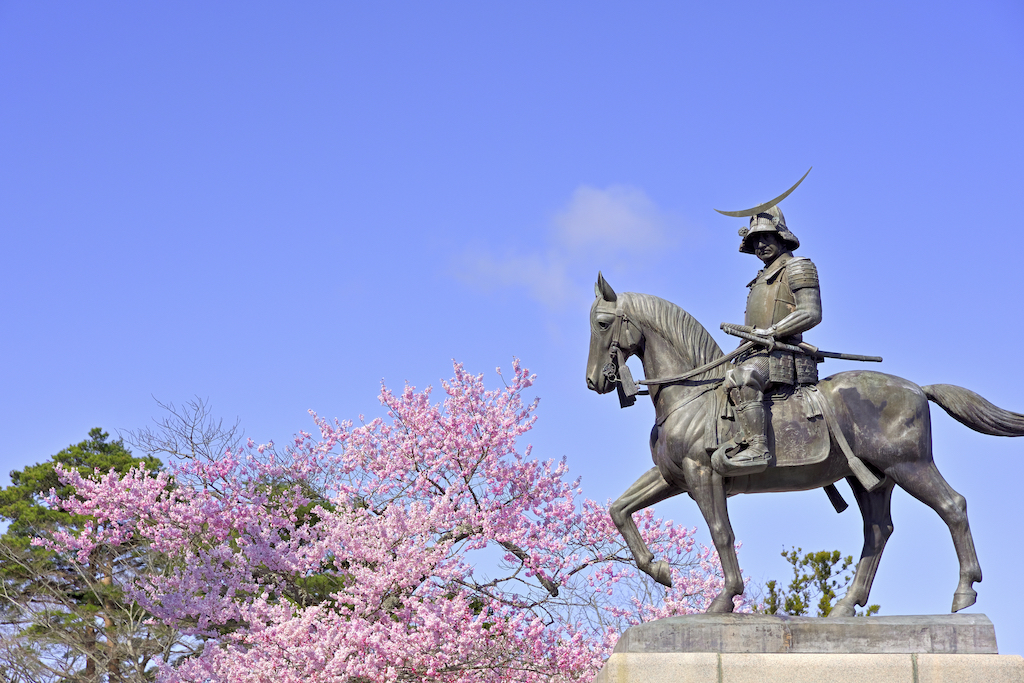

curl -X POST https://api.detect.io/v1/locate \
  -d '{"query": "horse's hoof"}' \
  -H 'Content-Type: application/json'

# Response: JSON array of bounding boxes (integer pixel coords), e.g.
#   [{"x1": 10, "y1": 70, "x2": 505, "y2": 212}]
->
[
  {"x1": 651, "y1": 560, "x2": 673, "y2": 588},
  {"x1": 707, "y1": 594, "x2": 737, "y2": 613},
  {"x1": 952, "y1": 589, "x2": 977, "y2": 613},
  {"x1": 828, "y1": 602, "x2": 856, "y2": 617}
]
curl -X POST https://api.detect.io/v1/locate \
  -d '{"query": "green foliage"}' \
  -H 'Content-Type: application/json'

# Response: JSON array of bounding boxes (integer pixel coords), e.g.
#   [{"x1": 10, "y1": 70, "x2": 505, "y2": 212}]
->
[{"x1": 761, "y1": 547, "x2": 880, "y2": 617}]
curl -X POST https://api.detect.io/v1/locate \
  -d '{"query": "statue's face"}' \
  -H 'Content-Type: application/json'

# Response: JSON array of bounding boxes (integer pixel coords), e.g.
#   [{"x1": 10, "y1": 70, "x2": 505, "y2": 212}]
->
[{"x1": 753, "y1": 232, "x2": 783, "y2": 264}]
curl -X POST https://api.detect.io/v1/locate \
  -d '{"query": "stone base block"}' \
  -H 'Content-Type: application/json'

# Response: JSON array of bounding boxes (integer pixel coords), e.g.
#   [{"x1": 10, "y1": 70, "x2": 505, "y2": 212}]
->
[
  {"x1": 594, "y1": 614, "x2": 1024, "y2": 682},
  {"x1": 594, "y1": 652, "x2": 1024, "y2": 683},
  {"x1": 611, "y1": 613, "x2": 998, "y2": 654}
]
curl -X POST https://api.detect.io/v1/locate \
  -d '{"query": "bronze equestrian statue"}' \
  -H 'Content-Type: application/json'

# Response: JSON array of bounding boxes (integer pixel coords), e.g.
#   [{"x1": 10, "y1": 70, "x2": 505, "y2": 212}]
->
[{"x1": 585, "y1": 172, "x2": 1024, "y2": 616}]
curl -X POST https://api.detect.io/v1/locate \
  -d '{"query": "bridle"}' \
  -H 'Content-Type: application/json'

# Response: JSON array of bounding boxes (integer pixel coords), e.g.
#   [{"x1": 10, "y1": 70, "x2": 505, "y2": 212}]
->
[{"x1": 601, "y1": 300, "x2": 644, "y2": 408}]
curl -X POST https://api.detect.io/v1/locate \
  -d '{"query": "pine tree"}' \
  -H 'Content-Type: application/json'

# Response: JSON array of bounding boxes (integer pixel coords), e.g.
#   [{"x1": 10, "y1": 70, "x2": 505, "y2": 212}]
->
[
  {"x1": 762, "y1": 546, "x2": 880, "y2": 617},
  {"x1": 0, "y1": 429, "x2": 188, "y2": 683}
]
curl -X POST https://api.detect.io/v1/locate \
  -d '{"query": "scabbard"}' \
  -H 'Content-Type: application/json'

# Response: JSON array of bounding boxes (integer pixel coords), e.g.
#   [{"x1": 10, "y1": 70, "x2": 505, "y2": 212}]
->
[
  {"x1": 721, "y1": 323, "x2": 882, "y2": 363},
  {"x1": 816, "y1": 350, "x2": 883, "y2": 363}
]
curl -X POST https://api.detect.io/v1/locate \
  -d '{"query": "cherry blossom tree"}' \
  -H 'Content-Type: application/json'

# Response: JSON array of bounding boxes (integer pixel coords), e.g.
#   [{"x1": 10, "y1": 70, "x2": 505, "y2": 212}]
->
[{"x1": 41, "y1": 361, "x2": 750, "y2": 682}]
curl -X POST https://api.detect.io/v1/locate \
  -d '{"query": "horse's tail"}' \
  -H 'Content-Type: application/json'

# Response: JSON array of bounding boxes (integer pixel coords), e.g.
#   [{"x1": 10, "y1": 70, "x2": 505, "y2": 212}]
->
[{"x1": 923, "y1": 384, "x2": 1024, "y2": 437}]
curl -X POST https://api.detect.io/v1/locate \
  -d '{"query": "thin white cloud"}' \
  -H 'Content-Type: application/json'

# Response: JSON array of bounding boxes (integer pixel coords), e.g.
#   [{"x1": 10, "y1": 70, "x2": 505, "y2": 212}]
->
[
  {"x1": 454, "y1": 184, "x2": 679, "y2": 308},
  {"x1": 553, "y1": 185, "x2": 671, "y2": 255},
  {"x1": 453, "y1": 249, "x2": 579, "y2": 307}
]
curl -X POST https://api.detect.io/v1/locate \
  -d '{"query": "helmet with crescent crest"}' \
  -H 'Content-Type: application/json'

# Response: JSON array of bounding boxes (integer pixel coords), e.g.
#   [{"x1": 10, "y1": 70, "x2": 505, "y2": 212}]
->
[{"x1": 715, "y1": 167, "x2": 810, "y2": 255}]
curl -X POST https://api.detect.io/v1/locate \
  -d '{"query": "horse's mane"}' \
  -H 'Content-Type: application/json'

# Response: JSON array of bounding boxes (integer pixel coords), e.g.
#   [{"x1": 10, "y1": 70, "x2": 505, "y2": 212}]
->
[{"x1": 623, "y1": 292, "x2": 726, "y2": 381}]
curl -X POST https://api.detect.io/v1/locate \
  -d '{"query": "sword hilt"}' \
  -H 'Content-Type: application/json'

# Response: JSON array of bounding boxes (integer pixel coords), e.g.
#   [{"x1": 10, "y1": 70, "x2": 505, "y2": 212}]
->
[{"x1": 721, "y1": 323, "x2": 801, "y2": 353}]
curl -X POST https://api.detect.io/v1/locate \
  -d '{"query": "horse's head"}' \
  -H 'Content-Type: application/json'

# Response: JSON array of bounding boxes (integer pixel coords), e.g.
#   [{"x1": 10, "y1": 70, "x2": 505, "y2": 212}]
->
[{"x1": 586, "y1": 272, "x2": 643, "y2": 395}]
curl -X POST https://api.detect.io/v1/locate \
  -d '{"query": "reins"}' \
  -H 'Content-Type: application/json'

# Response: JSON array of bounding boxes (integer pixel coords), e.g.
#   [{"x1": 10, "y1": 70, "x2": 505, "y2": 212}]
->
[{"x1": 639, "y1": 341, "x2": 755, "y2": 386}]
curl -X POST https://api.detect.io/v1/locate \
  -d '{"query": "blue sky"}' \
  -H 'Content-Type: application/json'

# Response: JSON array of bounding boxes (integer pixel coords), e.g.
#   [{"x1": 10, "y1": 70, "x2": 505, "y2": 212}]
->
[{"x1": 3, "y1": 0, "x2": 1023, "y2": 654}]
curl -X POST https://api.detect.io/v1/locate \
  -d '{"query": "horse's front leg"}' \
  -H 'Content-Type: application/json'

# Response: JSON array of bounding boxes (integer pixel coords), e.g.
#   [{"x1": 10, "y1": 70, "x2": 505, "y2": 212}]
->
[
  {"x1": 682, "y1": 458, "x2": 744, "y2": 612},
  {"x1": 609, "y1": 466, "x2": 682, "y2": 587}
]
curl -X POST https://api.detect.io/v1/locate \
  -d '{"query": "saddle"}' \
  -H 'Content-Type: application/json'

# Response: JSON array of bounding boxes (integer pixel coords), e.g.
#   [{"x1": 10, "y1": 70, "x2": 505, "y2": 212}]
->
[
  {"x1": 706, "y1": 382, "x2": 884, "y2": 496},
  {"x1": 706, "y1": 384, "x2": 829, "y2": 468}
]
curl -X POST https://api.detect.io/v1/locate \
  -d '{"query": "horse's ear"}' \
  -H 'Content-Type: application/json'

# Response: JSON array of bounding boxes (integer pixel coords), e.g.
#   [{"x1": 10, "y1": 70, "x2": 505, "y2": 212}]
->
[{"x1": 596, "y1": 271, "x2": 617, "y2": 302}]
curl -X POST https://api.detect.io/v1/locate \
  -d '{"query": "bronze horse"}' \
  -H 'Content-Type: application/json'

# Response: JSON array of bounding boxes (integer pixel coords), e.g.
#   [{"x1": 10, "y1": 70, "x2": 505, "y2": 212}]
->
[{"x1": 585, "y1": 274, "x2": 1024, "y2": 616}]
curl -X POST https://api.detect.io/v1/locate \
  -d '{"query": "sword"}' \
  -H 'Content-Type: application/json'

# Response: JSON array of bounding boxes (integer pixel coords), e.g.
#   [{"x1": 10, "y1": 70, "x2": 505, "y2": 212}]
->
[{"x1": 721, "y1": 323, "x2": 882, "y2": 363}]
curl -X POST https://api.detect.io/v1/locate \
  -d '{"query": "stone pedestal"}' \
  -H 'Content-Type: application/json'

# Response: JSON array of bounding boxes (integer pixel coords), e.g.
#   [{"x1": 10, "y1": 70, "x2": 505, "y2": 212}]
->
[{"x1": 594, "y1": 614, "x2": 1024, "y2": 683}]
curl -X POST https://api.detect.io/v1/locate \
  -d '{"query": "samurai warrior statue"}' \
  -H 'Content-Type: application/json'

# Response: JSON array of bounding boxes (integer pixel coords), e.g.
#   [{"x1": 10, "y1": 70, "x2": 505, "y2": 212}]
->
[{"x1": 719, "y1": 174, "x2": 822, "y2": 471}]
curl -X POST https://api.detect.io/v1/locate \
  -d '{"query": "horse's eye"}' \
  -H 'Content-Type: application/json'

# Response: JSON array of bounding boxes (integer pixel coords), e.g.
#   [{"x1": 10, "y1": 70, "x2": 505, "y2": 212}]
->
[{"x1": 598, "y1": 321, "x2": 611, "y2": 330}]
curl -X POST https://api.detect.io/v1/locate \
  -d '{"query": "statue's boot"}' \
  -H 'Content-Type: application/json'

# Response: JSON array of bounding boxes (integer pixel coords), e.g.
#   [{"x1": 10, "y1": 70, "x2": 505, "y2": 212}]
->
[{"x1": 718, "y1": 400, "x2": 771, "y2": 474}]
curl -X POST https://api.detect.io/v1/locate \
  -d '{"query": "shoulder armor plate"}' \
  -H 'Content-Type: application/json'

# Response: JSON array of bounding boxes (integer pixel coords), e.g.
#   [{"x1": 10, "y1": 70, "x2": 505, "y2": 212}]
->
[{"x1": 786, "y1": 257, "x2": 819, "y2": 291}]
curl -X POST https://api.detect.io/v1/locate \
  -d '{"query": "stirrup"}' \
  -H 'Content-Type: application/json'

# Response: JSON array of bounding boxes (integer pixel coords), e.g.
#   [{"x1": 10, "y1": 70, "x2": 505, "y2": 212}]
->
[{"x1": 711, "y1": 439, "x2": 770, "y2": 476}]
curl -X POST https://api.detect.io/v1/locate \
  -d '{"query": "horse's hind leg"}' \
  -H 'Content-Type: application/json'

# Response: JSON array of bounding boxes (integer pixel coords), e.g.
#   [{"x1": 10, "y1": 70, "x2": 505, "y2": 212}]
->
[
  {"x1": 830, "y1": 477, "x2": 896, "y2": 617},
  {"x1": 609, "y1": 466, "x2": 682, "y2": 587},
  {"x1": 887, "y1": 460, "x2": 982, "y2": 612}
]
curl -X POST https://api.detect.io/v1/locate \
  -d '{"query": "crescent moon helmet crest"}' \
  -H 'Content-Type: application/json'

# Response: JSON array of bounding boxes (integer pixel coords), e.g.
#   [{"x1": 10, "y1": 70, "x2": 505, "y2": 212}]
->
[{"x1": 714, "y1": 167, "x2": 812, "y2": 218}]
